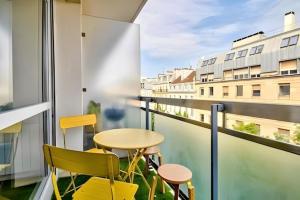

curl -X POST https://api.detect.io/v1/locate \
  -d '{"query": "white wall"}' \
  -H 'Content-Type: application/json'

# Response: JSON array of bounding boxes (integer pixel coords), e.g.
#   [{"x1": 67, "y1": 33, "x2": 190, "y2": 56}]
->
[
  {"x1": 82, "y1": 16, "x2": 141, "y2": 130},
  {"x1": 54, "y1": 0, "x2": 83, "y2": 150}
]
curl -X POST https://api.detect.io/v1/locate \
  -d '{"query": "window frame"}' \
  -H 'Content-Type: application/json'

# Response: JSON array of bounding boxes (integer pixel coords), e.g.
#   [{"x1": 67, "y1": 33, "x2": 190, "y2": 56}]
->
[
  {"x1": 224, "y1": 52, "x2": 235, "y2": 61},
  {"x1": 252, "y1": 84, "x2": 261, "y2": 97},
  {"x1": 289, "y1": 35, "x2": 299, "y2": 46},
  {"x1": 236, "y1": 49, "x2": 248, "y2": 58},
  {"x1": 236, "y1": 85, "x2": 243, "y2": 97},
  {"x1": 279, "y1": 83, "x2": 290, "y2": 97},
  {"x1": 281, "y1": 37, "x2": 290, "y2": 48}
]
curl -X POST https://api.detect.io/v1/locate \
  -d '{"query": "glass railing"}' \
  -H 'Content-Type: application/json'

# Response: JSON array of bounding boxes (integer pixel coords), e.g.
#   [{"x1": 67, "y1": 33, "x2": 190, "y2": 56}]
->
[{"x1": 139, "y1": 96, "x2": 300, "y2": 199}]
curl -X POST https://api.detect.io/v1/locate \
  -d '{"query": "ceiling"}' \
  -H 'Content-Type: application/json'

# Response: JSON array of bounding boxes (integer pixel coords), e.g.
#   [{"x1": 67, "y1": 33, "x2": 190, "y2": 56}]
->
[{"x1": 81, "y1": 0, "x2": 147, "y2": 23}]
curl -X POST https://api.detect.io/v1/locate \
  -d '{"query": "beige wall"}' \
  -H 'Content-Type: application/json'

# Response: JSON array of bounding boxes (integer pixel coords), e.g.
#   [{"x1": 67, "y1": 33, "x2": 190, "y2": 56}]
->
[{"x1": 196, "y1": 75, "x2": 300, "y2": 104}]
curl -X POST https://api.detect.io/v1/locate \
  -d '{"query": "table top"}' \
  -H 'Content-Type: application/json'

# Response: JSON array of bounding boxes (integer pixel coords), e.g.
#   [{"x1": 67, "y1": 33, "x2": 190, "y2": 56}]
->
[
  {"x1": 158, "y1": 164, "x2": 192, "y2": 184},
  {"x1": 93, "y1": 128, "x2": 164, "y2": 150}
]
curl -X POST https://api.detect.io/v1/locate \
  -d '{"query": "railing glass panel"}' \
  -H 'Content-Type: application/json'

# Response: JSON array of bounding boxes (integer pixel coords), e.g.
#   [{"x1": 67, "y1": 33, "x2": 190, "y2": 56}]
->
[
  {"x1": 149, "y1": 111, "x2": 211, "y2": 199},
  {"x1": 219, "y1": 131, "x2": 300, "y2": 200}
]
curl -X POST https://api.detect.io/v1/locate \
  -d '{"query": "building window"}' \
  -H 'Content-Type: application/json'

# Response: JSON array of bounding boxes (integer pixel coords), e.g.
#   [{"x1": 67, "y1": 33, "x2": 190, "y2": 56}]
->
[
  {"x1": 208, "y1": 57, "x2": 217, "y2": 65},
  {"x1": 236, "y1": 49, "x2": 248, "y2": 58},
  {"x1": 202, "y1": 60, "x2": 209, "y2": 66},
  {"x1": 278, "y1": 128, "x2": 290, "y2": 135},
  {"x1": 200, "y1": 114, "x2": 205, "y2": 122},
  {"x1": 209, "y1": 87, "x2": 214, "y2": 96},
  {"x1": 236, "y1": 85, "x2": 243, "y2": 96},
  {"x1": 223, "y1": 86, "x2": 229, "y2": 96},
  {"x1": 289, "y1": 35, "x2": 299, "y2": 46},
  {"x1": 224, "y1": 52, "x2": 235, "y2": 61},
  {"x1": 200, "y1": 88, "x2": 204, "y2": 96},
  {"x1": 279, "y1": 83, "x2": 290, "y2": 96},
  {"x1": 252, "y1": 84, "x2": 261, "y2": 96},
  {"x1": 281, "y1": 38, "x2": 290, "y2": 48},
  {"x1": 250, "y1": 44, "x2": 264, "y2": 55},
  {"x1": 281, "y1": 35, "x2": 299, "y2": 48}
]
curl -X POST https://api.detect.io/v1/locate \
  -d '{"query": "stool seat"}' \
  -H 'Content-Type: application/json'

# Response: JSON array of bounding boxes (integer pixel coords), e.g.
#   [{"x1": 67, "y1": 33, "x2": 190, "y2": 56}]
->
[
  {"x1": 158, "y1": 164, "x2": 192, "y2": 184},
  {"x1": 144, "y1": 146, "x2": 160, "y2": 155}
]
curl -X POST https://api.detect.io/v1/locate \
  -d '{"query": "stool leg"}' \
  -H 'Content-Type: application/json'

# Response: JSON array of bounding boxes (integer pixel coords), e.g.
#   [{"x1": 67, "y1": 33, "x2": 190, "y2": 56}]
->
[
  {"x1": 187, "y1": 181, "x2": 195, "y2": 200},
  {"x1": 157, "y1": 152, "x2": 165, "y2": 193},
  {"x1": 174, "y1": 184, "x2": 179, "y2": 200},
  {"x1": 144, "y1": 155, "x2": 150, "y2": 175}
]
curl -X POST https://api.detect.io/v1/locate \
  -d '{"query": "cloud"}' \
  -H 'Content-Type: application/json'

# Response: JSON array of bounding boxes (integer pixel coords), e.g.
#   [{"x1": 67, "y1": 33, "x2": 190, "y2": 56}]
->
[
  {"x1": 138, "y1": 0, "x2": 300, "y2": 77},
  {"x1": 135, "y1": 0, "x2": 236, "y2": 60}
]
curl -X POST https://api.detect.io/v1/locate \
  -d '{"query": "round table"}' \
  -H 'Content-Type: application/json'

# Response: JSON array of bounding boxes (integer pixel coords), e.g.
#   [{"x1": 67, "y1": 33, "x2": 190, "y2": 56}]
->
[
  {"x1": 93, "y1": 128, "x2": 164, "y2": 150},
  {"x1": 93, "y1": 128, "x2": 164, "y2": 189}
]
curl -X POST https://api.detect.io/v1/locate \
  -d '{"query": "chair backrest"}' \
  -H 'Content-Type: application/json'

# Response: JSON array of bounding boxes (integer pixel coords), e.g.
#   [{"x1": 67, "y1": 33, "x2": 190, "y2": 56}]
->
[
  {"x1": 0, "y1": 123, "x2": 22, "y2": 135},
  {"x1": 60, "y1": 114, "x2": 96, "y2": 133},
  {"x1": 43, "y1": 144, "x2": 120, "y2": 177}
]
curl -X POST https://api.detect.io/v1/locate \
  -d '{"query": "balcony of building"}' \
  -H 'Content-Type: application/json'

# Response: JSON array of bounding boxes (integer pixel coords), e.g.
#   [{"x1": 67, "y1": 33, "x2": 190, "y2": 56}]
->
[{"x1": 1, "y1": 0, "x2": 300, "y2": 200}]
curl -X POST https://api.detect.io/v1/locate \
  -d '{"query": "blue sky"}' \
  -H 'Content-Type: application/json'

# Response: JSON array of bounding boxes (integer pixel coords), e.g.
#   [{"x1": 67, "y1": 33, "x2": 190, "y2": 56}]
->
[{"x1": 135, "y1": 0, "x2": 300, "y2": 77}]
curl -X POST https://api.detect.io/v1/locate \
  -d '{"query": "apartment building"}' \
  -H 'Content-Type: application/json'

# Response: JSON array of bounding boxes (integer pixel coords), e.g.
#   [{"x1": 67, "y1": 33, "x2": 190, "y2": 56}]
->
[
  {"x1": 140, "y1": 77, "x2": 157, "y2": 97},
  {"x1": 167, "y1": 71, "x2": 196, "y2": 118},
  {"x1": 145, "y1": 68, "x2": 196, "y2": 117},
  {"x1": 195, "y1": 11, "x2": 300, "y2": 142}
]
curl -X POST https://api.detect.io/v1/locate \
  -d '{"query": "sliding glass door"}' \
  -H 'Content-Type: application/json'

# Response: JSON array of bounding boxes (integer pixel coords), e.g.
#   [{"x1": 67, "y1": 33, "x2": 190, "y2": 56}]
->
[{"x1": 0, "y1": 0, "x2": 53, "y2": 199}]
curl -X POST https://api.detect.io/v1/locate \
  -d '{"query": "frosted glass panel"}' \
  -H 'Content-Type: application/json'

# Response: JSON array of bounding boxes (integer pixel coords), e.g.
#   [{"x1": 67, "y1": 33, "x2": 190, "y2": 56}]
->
[
  {"x1": 0, "y1": 0, "x2": 43, "y2": 112},
  {"x1": 153, "y1": 112, "x2": 211, "y2": 199},
  {"x1": 219, "y1": 132, "x2": 300, "y2": 200},
  {"x1": 82, "y1": 15, "x2": 141, "y2": 131}
]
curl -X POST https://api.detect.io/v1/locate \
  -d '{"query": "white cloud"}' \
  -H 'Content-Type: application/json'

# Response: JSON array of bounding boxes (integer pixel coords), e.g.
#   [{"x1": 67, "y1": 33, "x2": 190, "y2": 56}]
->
[{"x1": 135, "y1": 0, "x2": 236, "y2": 60}]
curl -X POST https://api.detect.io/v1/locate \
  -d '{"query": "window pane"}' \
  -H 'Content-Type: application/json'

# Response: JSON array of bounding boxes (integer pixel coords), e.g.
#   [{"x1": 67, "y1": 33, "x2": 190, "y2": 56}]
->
[
  {"x1": 255, "y1": 45, "x2": 264, "y2": 54},
  {"x1": 279, "y1": 83, "x2": 290, "y2": 96},
  {"x1": 0, "y1": 112, "x2": 48, "y2": 199},
  {"x1": 249, "y1": 47, "x2": 256, "y2": 55},
  {"x1": 252, "y1": 85, "x2": 261, "y2": 96},
  {"x1": 236, "y1": 51, "x2": 242, "y2": 58},
  {"x1": 289, "y1": 35, "x2": 299, "y2": 46},
  {"x1": 223, "y1": 86, "x2": 229, "y2": 96},
  {"x1": 241, "y1": 49, "x2": 248, "y2": 57},
  {"x1": 209, "y1": 87, "x2": 214, "y2": 96},
  {"x1": 0, "y1": 0, "x2": 43, "y2": 112},
  {"x1": 281, "y1": 38, "x2": 290, "y2": 48},
  {"x1": 237, "y1": 85, "x2": 243, "y2": 96}
]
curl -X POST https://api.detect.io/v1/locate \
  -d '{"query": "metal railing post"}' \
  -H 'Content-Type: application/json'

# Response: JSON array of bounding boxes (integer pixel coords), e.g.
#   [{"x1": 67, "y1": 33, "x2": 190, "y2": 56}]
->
[
  {"x1": 145, "y1": 98, "x2": 150, "y2": 130},
  {"x1": 211, "y1": 104, "x2": 224, "y2": 200}
]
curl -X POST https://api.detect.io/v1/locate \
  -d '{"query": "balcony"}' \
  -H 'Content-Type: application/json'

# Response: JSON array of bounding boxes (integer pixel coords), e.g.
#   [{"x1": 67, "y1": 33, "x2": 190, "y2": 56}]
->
[{"x1": 1, "y1": 0, "x2": 300, "y2": 200}]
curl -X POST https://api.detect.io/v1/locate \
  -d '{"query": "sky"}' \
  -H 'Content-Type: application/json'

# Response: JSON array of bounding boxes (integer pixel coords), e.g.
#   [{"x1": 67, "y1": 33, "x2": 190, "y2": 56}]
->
[{"x1": 135, "y1": 0, "x2": 300, "y2": 78}]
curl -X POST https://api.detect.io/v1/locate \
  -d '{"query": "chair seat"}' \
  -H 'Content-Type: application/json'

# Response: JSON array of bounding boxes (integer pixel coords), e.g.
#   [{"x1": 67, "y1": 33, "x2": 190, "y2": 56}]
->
[
  {"x1": 73, "y1": 177, "x2": 138, "y2": 200},
  {"x1": 158, "y1": 164, "x2": 192, "y2": 184},
  {"x1": 144, "y1": 146, "x2": 160, "y2": 155}
]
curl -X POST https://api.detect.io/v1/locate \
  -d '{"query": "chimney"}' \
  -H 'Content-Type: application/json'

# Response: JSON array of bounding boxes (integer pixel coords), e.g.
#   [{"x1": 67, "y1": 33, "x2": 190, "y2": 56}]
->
[{"x1": 284, "y1": 11, "x2": 296, "y2": 32}]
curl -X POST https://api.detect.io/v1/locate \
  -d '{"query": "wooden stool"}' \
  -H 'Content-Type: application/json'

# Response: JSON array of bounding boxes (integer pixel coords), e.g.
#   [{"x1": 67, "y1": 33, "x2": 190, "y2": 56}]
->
[
  {"x1": 144, "y1": 146, "x2": 163, "y2": 175},
  {"x1": 158, "y1": 164, "x2": 195, "y2": 200}
]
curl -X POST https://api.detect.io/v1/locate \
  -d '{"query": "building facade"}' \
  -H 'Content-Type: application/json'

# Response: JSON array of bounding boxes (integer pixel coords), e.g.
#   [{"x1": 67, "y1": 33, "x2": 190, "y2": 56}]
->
[{"x1": 195, "y1": 12, "x2": 300, "y2": 143}]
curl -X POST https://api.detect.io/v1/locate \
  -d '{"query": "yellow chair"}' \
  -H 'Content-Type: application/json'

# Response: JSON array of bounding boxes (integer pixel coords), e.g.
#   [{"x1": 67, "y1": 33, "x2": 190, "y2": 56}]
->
[
  {"x1": 43, "y1": 144, "x2": 138, "y2": 200},
  {"x1": 0, "y1": 123, "x2": 22, "y2": 172},
  {"x1": 59, "y1": 114, "x2": 107, "y2": 196},
  {"x1": 60, "y1": 114, "x2": 102, "y2": 152}
]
